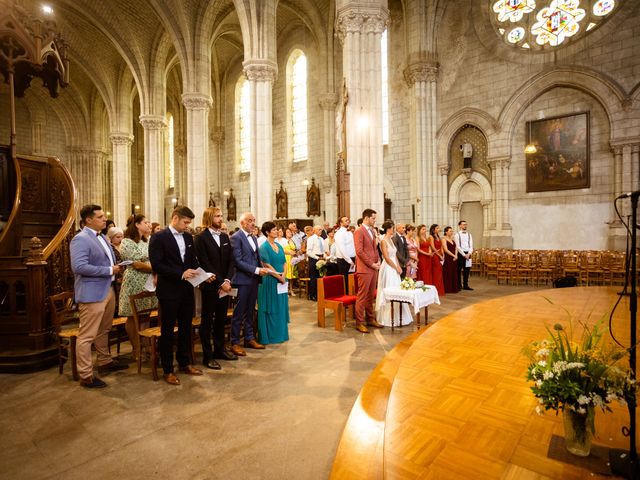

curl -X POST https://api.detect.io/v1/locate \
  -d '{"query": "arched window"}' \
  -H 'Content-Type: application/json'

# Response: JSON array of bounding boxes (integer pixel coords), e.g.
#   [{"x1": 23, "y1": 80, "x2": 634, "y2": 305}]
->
[
  {"x1": 287, "y1": 49, "x2": 308, "y2": 163},
  {"x1": 166, "y1": 113, "x2": 175, "y2": 189},
  {"x1": 381, "y1": 29, "x2": 389, "y2": 146},
  {"x1": 236, "y1": 76, "x2": 250, "y2": 173}
]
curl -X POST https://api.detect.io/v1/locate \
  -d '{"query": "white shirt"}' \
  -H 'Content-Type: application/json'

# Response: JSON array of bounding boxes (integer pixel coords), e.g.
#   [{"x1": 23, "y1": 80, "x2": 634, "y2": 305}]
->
[
  {"x1": 334, "y1": 226, "x2": 356, "y2": 263},
  {"x1": 243, "y1": 229, "x2": 262, "y2": 275},
  {"x1": 208, "y1": 227, "x2": 221, "y2": 247},
  {"x1": 257, "y1": 235, "x2": 267, "y2": 248},
  {"x1": 87, "y1": 227, "x2": 115, "y2": 279},
  {"x1": 291, "y1": 231, "x2": 304, "y2": 250},
  {"x1": 306, "y1": 234, "x2": 325, "y2": 260},
  {"x1": 169, "y1": 225, "x2": 186, "y2": 261},
  {"x1": 454, "y1": 230, "x2": 473, "y2": 256}
]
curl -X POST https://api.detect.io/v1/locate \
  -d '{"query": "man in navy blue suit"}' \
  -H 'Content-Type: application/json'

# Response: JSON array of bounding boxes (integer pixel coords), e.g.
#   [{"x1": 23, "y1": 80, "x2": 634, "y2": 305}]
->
[
  {"x1": 229, "y1": 212, "x2": 269, "y2": 357},
  {"x1": 149, "y1": 206, "x2": 204, "y2": 385}
]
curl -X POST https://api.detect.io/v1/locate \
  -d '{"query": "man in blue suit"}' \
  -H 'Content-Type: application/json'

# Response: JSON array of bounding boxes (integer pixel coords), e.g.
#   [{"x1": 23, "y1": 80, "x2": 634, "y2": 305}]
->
[
  {"x1": 149, "y1": 205, "x2": 204, "y2": 385},
  {"x1": 229, "y1": 212, "x2": 269, "y2": 357},
  {"x1": 70, "y1": 204, "x2": 127, "y2": 388}
]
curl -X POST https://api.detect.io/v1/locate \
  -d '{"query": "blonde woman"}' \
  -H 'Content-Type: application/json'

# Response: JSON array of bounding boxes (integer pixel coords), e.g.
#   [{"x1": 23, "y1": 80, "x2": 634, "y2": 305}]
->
[{"x1": 416, "y1": 224, "x2": 432, "y2": 284}]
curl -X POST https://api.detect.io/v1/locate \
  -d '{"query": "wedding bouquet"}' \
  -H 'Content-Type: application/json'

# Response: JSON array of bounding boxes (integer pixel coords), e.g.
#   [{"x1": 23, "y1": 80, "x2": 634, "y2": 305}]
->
[
  {"x1": 315, "y1": 259, "x2": 327, "y2": 277},
  {"x1": 400, "y1": 278, "x2": 430, "y2": 291}
]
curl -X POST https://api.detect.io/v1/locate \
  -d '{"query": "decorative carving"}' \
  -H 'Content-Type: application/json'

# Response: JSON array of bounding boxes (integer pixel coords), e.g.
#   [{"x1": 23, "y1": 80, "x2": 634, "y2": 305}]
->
[
  {"x1": 318, "y1": 92, "x2": 338, "y2": 111},
  {"x1": 208, "y1": 192, "x2": 215, "y2": 208},
  {"x1": 275, "y1": 181, "x2": 288, "y2": 219},
  {"x1": 182, "y1": 93, "x2": 212, "y2": 110},
  {"x1": 21, "y1": 169, "x2": 40, "y2": 209},
  {"x1": 211, "y1": 126, "x2": 225, "y2": 145},
  {"x1": 306, "y1": 178, "x2": 321, "y2": 217},
  {"x1": 243, "y1": 60, "x2": 278, "y2": 83},
  {"x1": 27, "y1": 237, "x2": 46, "y2": 264},
  {"x1": 109, "y1": 133, "x2": 134, "y2": 145},
  {"x1": 139, "y1": 115, "x2": 167, "y2": 130},
  {"x1": 336, "y1": 8, "x2": 389, "y2": 43},
  {"x1": 226, "y1": 188, "x2": 236, "y2": 222},
  {"x1": 403, "y1": 62, "x2": 439, "y2": 86}
]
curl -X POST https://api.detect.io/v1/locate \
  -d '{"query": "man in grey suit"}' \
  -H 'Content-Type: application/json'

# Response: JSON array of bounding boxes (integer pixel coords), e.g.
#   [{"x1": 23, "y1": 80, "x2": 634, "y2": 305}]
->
[
  {"x1": 392, "y1": 223, "x2": 409, "y2": 279},
  {"x1": 70, "y1": 204, "x2": 127, "y2": 388}
]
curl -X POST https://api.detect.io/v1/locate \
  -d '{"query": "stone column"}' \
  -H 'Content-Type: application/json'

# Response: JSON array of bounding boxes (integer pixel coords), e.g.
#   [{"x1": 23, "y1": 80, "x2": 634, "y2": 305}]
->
[
  {"x1": 182, "y1": 93, "x2": 212, "y2": 218},
  {"x1": 486, "y1": 156, "x2": 512, "y2": 247},
  {"x1": 139, "y1": 115, "x2": 166, "y2": 224},
  {"x1": 66, "y1": 147, "x2": 109, "y2": 211},
  {"x1": 211, "y1": 126, "x2": 225, "y2": 212},
  {"x1": 336, "y1": 6, "x2": 388, "y2": 218},
  {"x1": 404, "y1": 61, "x2": 438, "y2": 225},
  {"x1": 319, "y1": 92, "x2": 338, "y2": 222},
  {"x1": 438, "y1": 165, "x2": 450, "y2": 226},
  {"x1": 243, "y1": 60, "x2": 277, "y2": 223},
  {"x1": 109, "y1": 132, "x2": 133, "y2": 227}
]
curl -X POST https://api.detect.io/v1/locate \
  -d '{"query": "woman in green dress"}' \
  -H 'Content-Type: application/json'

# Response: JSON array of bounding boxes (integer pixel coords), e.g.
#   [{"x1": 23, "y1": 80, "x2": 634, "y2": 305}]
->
[
  {"x1": 119, "y1": 214, "x2": 157, "y2": 358},
  {"x1": 257, "y1": 221, "x2": 290, "y2": 344}
]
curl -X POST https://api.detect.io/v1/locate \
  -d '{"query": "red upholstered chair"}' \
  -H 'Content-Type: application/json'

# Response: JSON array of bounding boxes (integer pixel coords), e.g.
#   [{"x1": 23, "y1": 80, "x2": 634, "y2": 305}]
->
[{"x1": 317, "y1": 275, "x2": 357, "y2": 331}]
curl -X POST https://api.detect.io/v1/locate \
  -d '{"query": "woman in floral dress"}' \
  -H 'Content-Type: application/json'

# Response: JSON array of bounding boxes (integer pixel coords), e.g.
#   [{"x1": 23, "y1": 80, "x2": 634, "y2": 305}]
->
[
  {"x1": 405, "y1": 224, "x2": 418, "y2": 279},
  {"x1": 119, "y1": 214, "x2": 157, "y2": 358}
]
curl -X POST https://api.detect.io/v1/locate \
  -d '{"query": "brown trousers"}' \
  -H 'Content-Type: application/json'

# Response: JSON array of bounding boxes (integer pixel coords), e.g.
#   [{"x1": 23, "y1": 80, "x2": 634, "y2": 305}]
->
[
  {"x1": 355, "y1": 272, "x2": 377, "y2": 325},
  {"x1": 76, "y1": 287, "x2": 116, "y2": 379}
]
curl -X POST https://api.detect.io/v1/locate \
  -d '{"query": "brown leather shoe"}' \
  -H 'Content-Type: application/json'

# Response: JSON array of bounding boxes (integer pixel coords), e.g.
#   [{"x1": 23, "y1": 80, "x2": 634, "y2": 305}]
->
[
  {"x1": 366, "y1": 320, "x2": 384, "y2": 328},
  {"x1": 163, "y1": 373, "x2": 180, "y2": 385},
  {"x1": 230, "y1": 344, "x2": 247, "y2": 356},
  {"x1": 244, "y1": 339, "x2": 266, "y2": 350},
  {"x1": 356, "y1": 324, "x2": 370, "y2": 334},
  {"x1": 179, "y1": 365, "x2": 203, "y2": 376}
]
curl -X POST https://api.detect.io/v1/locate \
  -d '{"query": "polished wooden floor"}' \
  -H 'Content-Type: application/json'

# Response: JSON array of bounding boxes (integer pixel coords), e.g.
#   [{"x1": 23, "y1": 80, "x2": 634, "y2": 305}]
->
[{"x1": 331, "y1": 287, "x2": 636, "y2": 479}]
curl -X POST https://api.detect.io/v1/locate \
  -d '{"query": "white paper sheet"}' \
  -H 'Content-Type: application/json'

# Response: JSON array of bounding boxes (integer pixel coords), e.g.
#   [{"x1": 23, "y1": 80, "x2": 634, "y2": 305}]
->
[
  {"x1": 277, "y1": 282, "x2": 289, "y2": 295},
  {"x1": 219, "y1": 288, "x2": 238, "y2": 298},
  {"x1": 186, "y1": 267, "x2": 215, "y2": 287},
  {"x1": 143, "y1": 274, "x2": 156, "y2": 292}
]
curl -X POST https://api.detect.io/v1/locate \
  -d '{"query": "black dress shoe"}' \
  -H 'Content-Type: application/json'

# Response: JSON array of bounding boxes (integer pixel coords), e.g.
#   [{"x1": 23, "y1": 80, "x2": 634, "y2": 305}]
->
[
  {"x1": 203, "y1": 359, "x2": 222, "y2": 370},
  {"x1": 463, "y1": 286, "x2": 474, "y2": 291},
  {"x1": 80, "y1": 376, "x2": 107, "y2": 388},
  {"x1": 97, "y1": 361, "x2": 129, "y2": 373},
  {"x1": 214, "y1": 350, "x2": 238, "y2": 361}
]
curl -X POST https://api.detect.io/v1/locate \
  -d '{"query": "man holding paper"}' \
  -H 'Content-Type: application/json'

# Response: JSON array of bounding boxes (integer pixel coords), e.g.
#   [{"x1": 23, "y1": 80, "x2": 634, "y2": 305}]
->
[
  {"x1": 149, "y1": 206, "x2": 204, "y2": 385},
  {"x1": 229, "y1": 212, "x2": 269, "y2": 357},
  {"x1": 194, "y1": 207, "x2": 237, "y2": 370}
]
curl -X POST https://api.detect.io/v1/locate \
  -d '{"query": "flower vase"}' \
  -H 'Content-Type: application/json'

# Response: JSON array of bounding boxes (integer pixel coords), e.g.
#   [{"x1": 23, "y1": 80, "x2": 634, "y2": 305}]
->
[{"x1": 562, "y1": 407, "x2": 594, "y2": 456}]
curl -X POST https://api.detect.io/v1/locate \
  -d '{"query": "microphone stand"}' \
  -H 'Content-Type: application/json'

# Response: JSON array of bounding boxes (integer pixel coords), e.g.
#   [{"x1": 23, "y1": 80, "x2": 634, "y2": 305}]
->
[{"x1": 610, "y1": 194, "x2": 639, "y2": 479}]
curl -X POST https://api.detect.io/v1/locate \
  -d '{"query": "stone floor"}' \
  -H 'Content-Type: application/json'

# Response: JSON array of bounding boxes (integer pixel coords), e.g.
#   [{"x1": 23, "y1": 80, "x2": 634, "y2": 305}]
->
[{"x1": 0, "y1": 277, "x2": 547, "y2": 480}]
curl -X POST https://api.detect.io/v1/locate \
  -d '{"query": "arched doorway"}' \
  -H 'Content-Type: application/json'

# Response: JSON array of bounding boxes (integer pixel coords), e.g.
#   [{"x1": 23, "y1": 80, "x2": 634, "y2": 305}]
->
[{"x1": 459, "y1": 181, "x2": 484, "y2": 248}]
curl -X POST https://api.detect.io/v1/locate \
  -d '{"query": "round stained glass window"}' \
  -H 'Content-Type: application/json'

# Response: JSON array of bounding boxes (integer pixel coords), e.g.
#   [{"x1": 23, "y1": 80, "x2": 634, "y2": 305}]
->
[{"x1": 491, "y1": 0, "x2": 618, "y2": 50}]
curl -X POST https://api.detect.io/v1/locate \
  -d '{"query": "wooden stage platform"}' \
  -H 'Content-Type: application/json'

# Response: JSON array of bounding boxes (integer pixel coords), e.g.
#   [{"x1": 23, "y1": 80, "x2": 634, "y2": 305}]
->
[{"x1": 331, "y1": 287, "x2": 636, "y2": 479}]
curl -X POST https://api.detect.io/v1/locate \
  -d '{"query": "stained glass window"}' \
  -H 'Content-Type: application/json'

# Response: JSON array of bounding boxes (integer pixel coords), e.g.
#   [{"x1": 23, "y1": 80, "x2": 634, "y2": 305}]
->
[
  {"x1": 166, "y1": 113, "x2": 175, "y2": 189},
  {"x1": 236, "y1": 76, "x2": 250, "y2": 173},
  {"x1": 381, "y1": 29, "x2": 389, "y2": 146},
  {"x1": 491, "y1": 0, "x2": 616, "y2": 49},
  {"x1": 287, "y1": 50, "x2": 308, "y2": 163}
]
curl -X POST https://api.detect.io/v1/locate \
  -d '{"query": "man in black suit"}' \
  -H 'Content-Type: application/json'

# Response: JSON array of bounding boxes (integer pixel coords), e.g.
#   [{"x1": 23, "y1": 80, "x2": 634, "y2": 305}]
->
[
  {"x1": 149, "y1": 206, "x2": 203, "y2": 385},
  {"x1": 193, "y1": 207, "x2": 237, "y2": 370},
  {"x1": 392, "y1": 223, "x2": 409, "y2": 279}
]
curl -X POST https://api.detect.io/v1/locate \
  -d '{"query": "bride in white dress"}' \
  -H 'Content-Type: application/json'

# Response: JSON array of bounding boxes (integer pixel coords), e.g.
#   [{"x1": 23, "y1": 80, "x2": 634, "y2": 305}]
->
[{"x1": 376, "y1": 222, "x2": 414, "y2": 327}]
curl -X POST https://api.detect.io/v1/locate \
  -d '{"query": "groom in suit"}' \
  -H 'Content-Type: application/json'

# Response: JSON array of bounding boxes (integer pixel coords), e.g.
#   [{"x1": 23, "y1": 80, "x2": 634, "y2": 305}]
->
[
  {"x1": 229, "y1": 212, "x2": 269, "y2": 357},
  {"x1": 70, "y1": 204, "x2": 127, "y2": 388},
  {"x1": 149, "y1": 205, "x2": 203, "y2": 385},
  {"x1": 194, "y1": 207, "x2": 237, "y2": 370},
  {"x1": 392, "y1": 223, "x2": 409, "y2": 279},
  {"x1": 353, "y1": 208, "x2": 383, "y2": 333}
]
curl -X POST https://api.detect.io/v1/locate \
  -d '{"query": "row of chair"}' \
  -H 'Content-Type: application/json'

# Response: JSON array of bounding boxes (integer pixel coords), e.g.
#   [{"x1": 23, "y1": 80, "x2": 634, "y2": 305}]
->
[{"x1": 471, "y1": 249, "x2": 628, "y2": 286}]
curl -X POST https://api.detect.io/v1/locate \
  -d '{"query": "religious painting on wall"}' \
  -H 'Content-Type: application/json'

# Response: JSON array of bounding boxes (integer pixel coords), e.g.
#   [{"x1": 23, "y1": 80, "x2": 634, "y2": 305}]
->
[
  {"x1": 226, "y1": 188, "x2": 236, "y2": 221},
  {"x1": 525, "y1": 112, "x2": 590, "y2": 192},
  {"x1": 306, "y1": 178, "x2": 320, "y2": 217},
  {"x1": 275, "y1": 180, "x2": 288, "y2": 219}
]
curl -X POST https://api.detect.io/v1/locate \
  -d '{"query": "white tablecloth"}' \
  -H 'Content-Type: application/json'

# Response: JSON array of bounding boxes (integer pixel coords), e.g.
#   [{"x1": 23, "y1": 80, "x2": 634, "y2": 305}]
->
[{"x1": 382, "y1": 286, "x2": 440, "y2": 314}]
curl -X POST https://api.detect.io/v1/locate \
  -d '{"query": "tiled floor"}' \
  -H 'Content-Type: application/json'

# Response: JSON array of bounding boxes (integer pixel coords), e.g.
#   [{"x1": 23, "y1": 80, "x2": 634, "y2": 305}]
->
[{"x1": 0, "y1": 278, "x2": 546, "y2": 480}]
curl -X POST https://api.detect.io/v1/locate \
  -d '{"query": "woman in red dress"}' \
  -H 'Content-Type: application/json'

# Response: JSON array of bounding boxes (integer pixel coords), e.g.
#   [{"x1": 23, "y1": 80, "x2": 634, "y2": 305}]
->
[
  {"x1": 416, "y1": 224, "x2": 433, "y2": 285},
  {"x1": 442, "y1": 226, "x2": 460, "y2": 294},
  {"x1": 428, "y1": 224, "x2": 445, "y2": 296}
]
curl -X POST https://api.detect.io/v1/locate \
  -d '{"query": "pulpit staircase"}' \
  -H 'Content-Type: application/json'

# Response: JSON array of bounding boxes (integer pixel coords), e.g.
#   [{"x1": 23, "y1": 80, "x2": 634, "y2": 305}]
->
[{"x1": 0, "y1": 145, "x2": 76, "y2": 372}]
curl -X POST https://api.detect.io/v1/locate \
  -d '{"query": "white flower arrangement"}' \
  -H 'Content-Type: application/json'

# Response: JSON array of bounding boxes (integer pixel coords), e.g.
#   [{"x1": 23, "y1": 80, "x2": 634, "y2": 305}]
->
[{"x1": 400, "y1": 277, "x2": 430, "y2": 291}]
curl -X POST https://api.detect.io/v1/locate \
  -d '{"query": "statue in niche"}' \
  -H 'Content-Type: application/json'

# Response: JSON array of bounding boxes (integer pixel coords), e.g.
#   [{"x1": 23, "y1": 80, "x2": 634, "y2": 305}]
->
[
  {"x1": 460, "y1": 139, "x2": 473, "y2": 169},
  {"x1": 306, "y1": 178, "x2": 320, "y2": 217},
  {"x1": 226, "y1": 188, "x2": 236, "y2": 222},
  {"x1": 208, "y1": 192, "x2": 216, "y2": 208},
  {"x1": 275, "y1": 180, "x2": 288, "y2": 219}
]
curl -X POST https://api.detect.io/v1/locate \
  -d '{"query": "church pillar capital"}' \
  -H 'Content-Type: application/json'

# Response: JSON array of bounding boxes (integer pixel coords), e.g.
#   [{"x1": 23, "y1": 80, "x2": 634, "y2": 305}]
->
[
  {"x1": 335, "y1": 6, "x2": 389, "y2": 44},
  {"x1": 181, "y1": 92, "x2": 212, "y2": 110},
  {"x1": 109, "y1": 132, "x2": 134, "y2": 146},
  {"x1": 139, "y1": 115, "x2": 166, "y2": 130},
  {"x1": 318, "y1": 92, "x2": 338, "y2": 111},
  {"x1": 243, "y1": 59, "x2": 278, "y2": 83},
  {"x1": 487, "y1": 155, "x2": 511, "y2": 169},
  {"x1": 403, "y1": 61, "x2": 439, "y2": 86}
]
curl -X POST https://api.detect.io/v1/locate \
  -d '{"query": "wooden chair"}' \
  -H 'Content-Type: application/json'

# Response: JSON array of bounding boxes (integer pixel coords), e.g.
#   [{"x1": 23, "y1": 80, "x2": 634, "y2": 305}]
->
[
  {"x1": 109, "y1": 316, "x2": 128, "y2": 355},
  {"x1": 513, "y1": 251, "x2": 535, "y2": 285},
  {"x1": 606, "y1": 252, "x2": 627, "y2": 286},
  {"x1": 470, "y1": 249, "x2": 482, "y2": 277},
  {"x1": 483, "y1": 250, "x2": 498, "y2": 281},
  {"x1": 582, "y1": 251, "x2": 605, "y2": 286},
  {"x1": 318, "y1": 275, "x2": 357, "y2": 331},
  {"x1": 296, "y1": 260, "x2": 311, "y2": 298},
  {"x1": 129, "y1": 291, "x2": 172, "y2": 381},
  {"x1": 561, "y1": 252, "x2": 581, "y2": 285},
  {"x1": 48, "y1": 291, "x2": 79, "y2": 381},
  {"x1": 535, "y1": 251, "x2": 556, "y2": 286},
  {"x1": 496, "y1": 250, "x2": 515, "y2": 285}
]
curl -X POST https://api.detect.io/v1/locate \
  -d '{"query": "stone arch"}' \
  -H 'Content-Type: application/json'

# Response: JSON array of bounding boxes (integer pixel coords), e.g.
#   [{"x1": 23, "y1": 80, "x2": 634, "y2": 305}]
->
[
  {"x1": 437, "y1": 108, "x2": 498, "y2": 165},
  {"x1": 448, "y1": 171, "x2": 492, "y2": 209},
  {"x1": 497, "y1": 67, "x2": 626, "y2": 157}
]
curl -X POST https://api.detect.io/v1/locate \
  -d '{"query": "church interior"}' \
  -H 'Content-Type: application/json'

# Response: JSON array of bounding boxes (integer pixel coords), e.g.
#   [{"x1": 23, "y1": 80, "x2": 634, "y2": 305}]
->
[{"x1": 1, "y1": 0, "x2": 640, "y2": 478}]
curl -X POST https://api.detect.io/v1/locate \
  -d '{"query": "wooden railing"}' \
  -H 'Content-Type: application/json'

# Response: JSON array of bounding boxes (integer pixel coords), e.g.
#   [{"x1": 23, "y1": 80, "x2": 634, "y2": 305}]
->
[{"x1": 0, "y1": 150, "x2": 76, "y2": 372}]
